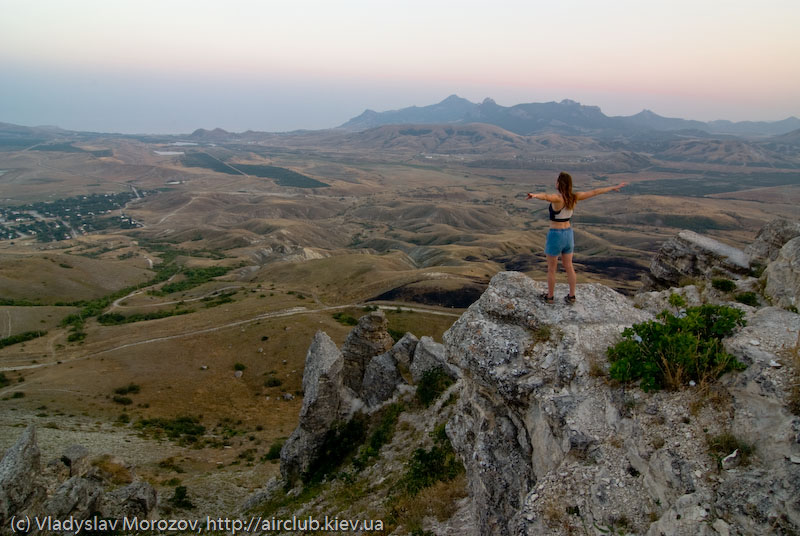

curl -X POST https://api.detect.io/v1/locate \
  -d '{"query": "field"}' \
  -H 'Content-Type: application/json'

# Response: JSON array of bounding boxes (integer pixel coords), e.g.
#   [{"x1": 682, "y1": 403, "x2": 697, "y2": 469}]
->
[{"x1": 0, "y1": 123, "x2": 797, "y2": 513}]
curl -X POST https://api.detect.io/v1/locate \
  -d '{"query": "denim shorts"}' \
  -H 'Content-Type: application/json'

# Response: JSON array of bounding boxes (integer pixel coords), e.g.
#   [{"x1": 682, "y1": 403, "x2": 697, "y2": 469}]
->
[{"x1": 545, "y1": 228, "x2": 574, "y2": 256}]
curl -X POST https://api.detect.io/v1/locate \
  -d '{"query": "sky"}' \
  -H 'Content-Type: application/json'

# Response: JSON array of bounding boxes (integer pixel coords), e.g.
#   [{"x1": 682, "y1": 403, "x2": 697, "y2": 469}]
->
[{"x1": 1, "y1": 0, "x2": 798, "y2": 134}]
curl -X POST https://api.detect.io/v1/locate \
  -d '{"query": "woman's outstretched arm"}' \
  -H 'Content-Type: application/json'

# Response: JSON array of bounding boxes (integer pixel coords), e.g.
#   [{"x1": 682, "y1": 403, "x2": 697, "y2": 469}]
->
[
  {"x1": 575, "y1": 182, "x2": 627, "y2": 201},
  {"x1": 526, "y1": 192, "x2": 562, "y2": 202}
]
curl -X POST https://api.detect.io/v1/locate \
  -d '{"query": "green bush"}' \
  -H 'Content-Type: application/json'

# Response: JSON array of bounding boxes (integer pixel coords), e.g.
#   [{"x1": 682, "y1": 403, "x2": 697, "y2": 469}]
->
[
  {"x1": 416, "y1": 368, "x2": 455, "y2": 407},
  {"x1": 265, "y1": 440, "x2": 285, "y2": 461},
  {"x1": 114, "y1": 383, "x2": 140, "y2": 395},
  {"x1": 712, "y1": 278, "x2": 736, "y2": 292},
  {"x1": 399, "y1": 423, "x2": 463, "y2": 495},
  {"x1": 607, "y1": 305, "x2": 746, "y2": 392},
  {"x1": 332, "y1": 312, "x2": 358, "y2": 326},
  {"x1": 264, "y1": 377, "x2": 282, "y2": 387},
  {"x1": 302, "y1": 415, "x2": 367, "y2": 484},
  {"x1": 668, "y1": 293, "x2": 687, "y2": 309},
  {"x1": 735, "y1": 292, "x2": 759, "y2": 307},
  {"x1": 353, "y1": 403, "x2": 404, "y2": 469},
  {"x1": 168, "y1": 485, "x2": 194, "y2": 509},
  {"x1": 0, "y1": 373, "x2": 9, "y2": 388}
]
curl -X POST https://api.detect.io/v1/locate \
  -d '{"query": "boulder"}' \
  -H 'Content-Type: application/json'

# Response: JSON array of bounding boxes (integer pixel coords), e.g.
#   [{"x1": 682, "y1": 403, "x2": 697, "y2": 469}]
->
[
  {"x1": 0, "y1": 425, "x2": 43, "y2": 525},
  {"x1": 99, "y1": 481, "x2": 158, "y2": 519},
  {"x1": 744, "y1": 218, "x2": 800, "y2": 264},
  {"x1": 644, "y1": 230, "x2": 750, "y2": 289},
  {"x1": 410, "y1": 336, "x2": 455, "y2": 383},
  {"x1": 341, "y1": 311, "x2": 394, "y2": 392},
  {"x1": 60, "y1": 445, "x2": 90, "y2": 478},
  {"x1": 764, "y1": 236, "x2": 800, "y2": 309},
  {"x1": 386, "y1": 332, "x2": 418, "y2": 370},
  {"x1": 42, "y1": 473, "x2": 105, "y2": 518}
]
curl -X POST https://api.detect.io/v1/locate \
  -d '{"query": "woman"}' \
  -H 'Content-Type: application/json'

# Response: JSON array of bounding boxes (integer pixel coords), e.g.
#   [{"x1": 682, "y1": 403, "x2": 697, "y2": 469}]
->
[{"x1": 526, "y1": 172, "x2": 627, "y2": 304}]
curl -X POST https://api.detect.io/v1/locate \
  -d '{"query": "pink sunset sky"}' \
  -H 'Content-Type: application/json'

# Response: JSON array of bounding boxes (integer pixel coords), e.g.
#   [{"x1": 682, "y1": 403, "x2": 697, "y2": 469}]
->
[{"x1": 1, "y1": 0, "x2": 798, "y2": 133}]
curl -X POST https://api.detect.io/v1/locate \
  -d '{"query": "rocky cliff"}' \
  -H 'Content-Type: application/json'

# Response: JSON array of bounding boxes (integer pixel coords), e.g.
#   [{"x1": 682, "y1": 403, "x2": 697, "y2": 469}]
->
[{"x1": 255, "y1": 219, "x2": 800, "y2": 535}]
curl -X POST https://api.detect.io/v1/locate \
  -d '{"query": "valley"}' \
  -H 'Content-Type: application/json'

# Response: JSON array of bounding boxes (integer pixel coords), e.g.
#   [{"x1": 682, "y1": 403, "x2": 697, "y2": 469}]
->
[{"x1": 0, "y1": 117, "x2": 798, "y2": 515}]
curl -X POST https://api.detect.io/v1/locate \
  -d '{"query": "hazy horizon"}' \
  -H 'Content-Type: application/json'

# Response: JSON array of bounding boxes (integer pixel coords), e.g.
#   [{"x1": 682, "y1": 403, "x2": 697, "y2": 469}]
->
[{"x1": 1, "y1": 0, "x2": 798, "y2": 134}]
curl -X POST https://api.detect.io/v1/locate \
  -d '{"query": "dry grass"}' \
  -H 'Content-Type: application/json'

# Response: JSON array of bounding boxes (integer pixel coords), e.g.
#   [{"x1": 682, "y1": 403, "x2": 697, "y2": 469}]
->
[
  {"x1": 92, "y1": 454, "x2": 133, "y2": 485},
  {"x1": 389, "y1": 474, "x2": 467, "y2": 533}
]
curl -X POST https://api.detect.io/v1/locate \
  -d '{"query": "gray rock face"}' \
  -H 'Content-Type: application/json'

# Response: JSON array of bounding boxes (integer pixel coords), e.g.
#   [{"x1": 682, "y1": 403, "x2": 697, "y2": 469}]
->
[
  {"x1": 360, "y1": 333, "x2": 417, "y2": 406},
  {"x1": 444, "y1": 267, "x2": 800, "y2": 535},
  {"x1": 644, "y1": 230, "x2": 751, "y2": 289},
  {"x1": 43, "y1": 473, "x2": 105, "y2": 518},
  {"x1": 744, "y1": 218, "x2": 800, "y2": 263},
  {"x1": 410, "y1": 336, "x2": 455, "y2": 383},
  {"x1": 0, "y1": 425, "x2": 42, "y2": 525},
  {"x1": 444, "y1": 272, "x2": 651, "y2": 535},
  {"x1": 60, "y1": 445, "x2": 90, "y2": 478},
  {"x1": 281, "y1": 331, "x2": 351, "y2": 483},
  {"x1": 99, "y1": 481, "x2": 158, "y2": 519},
  {"x1": 341, "y1": 311, "x2": 394, "y2": 392},
  {"x1": 386, "y1": 332, "x2": 418, "y2": 370},
  {"x1": 764, "y1": 236, "x2": 800, "y2": 309},
  {"x1": 0, "y1": 427, "x2": 156, "y2": 527}
]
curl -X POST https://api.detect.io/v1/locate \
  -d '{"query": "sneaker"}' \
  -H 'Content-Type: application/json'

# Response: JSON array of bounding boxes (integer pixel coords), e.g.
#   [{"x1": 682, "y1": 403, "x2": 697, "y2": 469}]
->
[
  {"x1": 564, "y1": 294, "x2": 576, "y2": 305},
  {"x1": 541, "y1": 293, "x2": 554, "y2": 305}
]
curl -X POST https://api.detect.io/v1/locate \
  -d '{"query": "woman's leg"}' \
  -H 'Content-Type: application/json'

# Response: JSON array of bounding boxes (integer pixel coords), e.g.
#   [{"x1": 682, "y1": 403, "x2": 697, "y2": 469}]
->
[
  {"x1": 546, "y1": 254, "x2": 558, "y2": 298},
  {"x1": 562, "y1": 253, "x2": 576, "y2": 297}
]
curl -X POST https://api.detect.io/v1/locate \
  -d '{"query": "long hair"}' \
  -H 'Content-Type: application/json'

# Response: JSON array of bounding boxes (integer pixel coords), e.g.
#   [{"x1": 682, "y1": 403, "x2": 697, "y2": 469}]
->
[{"x1": 557, "y1": 172, "x2": 577, "y2": 209}]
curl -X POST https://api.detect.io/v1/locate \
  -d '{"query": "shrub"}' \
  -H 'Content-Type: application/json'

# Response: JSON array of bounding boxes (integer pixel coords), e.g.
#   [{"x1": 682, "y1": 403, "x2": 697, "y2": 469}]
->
[
  {"x1": 265, "y1": 440, "x2": 285, "y2": 461},
  {"x1": 332, "y1": 312, "x2": 358, "y2": 326},
  {"x1": 0, "y1": 373, "x2": 8, "y2": 388},
  {"x1": 353, "y1": 403, "x2": 404, "y2": 469},
  {"x1": 399, "y1": 423, "x2": 463, "y2": 496},
  {"x1": 607, "y1": 305, "x2": 746, "y2": 391},
  {"x1": 712, "y1": 278, "x2": 736, "y2": 292},
  {"x1": 668, "y1": 293, "x2": 687, "y2": 309},
  {"x1": 112, "y1": 395, "x2": 133, "y2": 405},
  {"x1": 234, "y1": 363, "x2": 246, "y2": 371},
  {"x1": 735, "y1": 292, "x2": 759, "y2": 307},
  {"x1": 114, "y1": 383, "x2": 140, "y2": 395},
  {"x1": 168, "y1": 486, "x2": 194, "y2": 509},
  {"x1": 264, "y1": 377, "x2": 282, "y2": 387},
  {"x1": 416, "y1": 368, "x2": 455, "y2": 407},
  {"x1": 302, "y1": 415, "x2": 367, "y2": 484}
]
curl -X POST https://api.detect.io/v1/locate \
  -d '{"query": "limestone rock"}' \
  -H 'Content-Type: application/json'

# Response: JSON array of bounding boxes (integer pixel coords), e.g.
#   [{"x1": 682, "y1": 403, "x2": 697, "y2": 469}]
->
[
  {"x1": 444, "y1": 272, "x2": 651, "y2": 535},
  {"x1": 410, "y1": 336, "x2": 455, "y2": 383},
  {"x1": 0, "y1": 425, "x2": 43, "y2": 525},
  {"x1": 99, "y1": 481, "x2": 158, "y2": 519},
  {"x1": 764, "y1": 236, "x2": 800, "y2": 309},
  {"x1": 280, "y1": 331, "x2": 351, "y2": 483},
  {"x1": 644, "y1": 230, "x2": 750, "y2": 289},
  {"x1": 341, "y1": 311, "x2": 394, "y2": 392},
  {"x1": 43, "y1": 474, "x2": 105, "y2": 518},
  {"x1": 362, "y1": 347, "x2": 407, "y2": 408},
  {"x1": 386, "y1": 332, "x2": 418, "y2": 370},
  {"x1": 60, "y1": 445, "x2": 90, "y2": 478},
  {"x1": 744, "y1": 218, "x2": 800, "y2": 263}
]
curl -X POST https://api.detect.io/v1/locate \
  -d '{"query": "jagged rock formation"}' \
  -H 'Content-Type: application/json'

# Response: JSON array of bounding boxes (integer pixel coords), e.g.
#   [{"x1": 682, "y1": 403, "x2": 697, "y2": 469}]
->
[
  {"x1": 744, "y1": 218, "x2": 800, "y2": 263},
  {"x1": 281, "y1": 313, "x2": 428, "y2": 484},
  {"x1": 441, "y1": 219, "x2": 800, "y2": 535},
  {"x1": 0, "y1": 426, "x2": 157, "y2": 532},
  {"x1": 267, "y1": 219, "x2": 800, "y2": 535},
  {"x1": 444, "y1": 273, "x2": 652, "y2": 534},
  {"x1": 280, "y1": 331, "x2": 362, "y2": 483},
  {"x1": 342, "y1": 311, "x2": 395, "y2": 392}
]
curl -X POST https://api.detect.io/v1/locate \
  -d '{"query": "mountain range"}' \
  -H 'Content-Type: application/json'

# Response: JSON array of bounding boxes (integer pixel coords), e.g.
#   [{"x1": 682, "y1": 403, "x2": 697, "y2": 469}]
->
[{"x1": 339, "y1": 95, "x2": 800, "y2": 138}]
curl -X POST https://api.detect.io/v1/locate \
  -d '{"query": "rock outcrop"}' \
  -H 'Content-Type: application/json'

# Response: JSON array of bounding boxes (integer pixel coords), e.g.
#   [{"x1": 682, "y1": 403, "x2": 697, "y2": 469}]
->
[
  {"x1": 280, "y1": 331, "x2": 354, "y2": 483},
  {"x1": 0, "y1": 426, "x2": 43, "y2": 526},
  {"x1": 744, "y1": 218, "x2": 800, "y2": 264},
  {"x1": 0, "y1": 426, "x2": 157, "y2": 532},
  {"x1": 341, "y1": 311, "x2": 394, "y2": 392},
  {"x1": 644, "y1": 230, "x2": 751, "y2": 289},
  {"x1": 361, "y1": 333, "x2": 417, "y2": 407},
  {"x1": 410, "y1": 336, "x2": 456, "y2": 383},
  {"x1": 764, "y1": 236, "x2": 800, "y2": 309}
]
